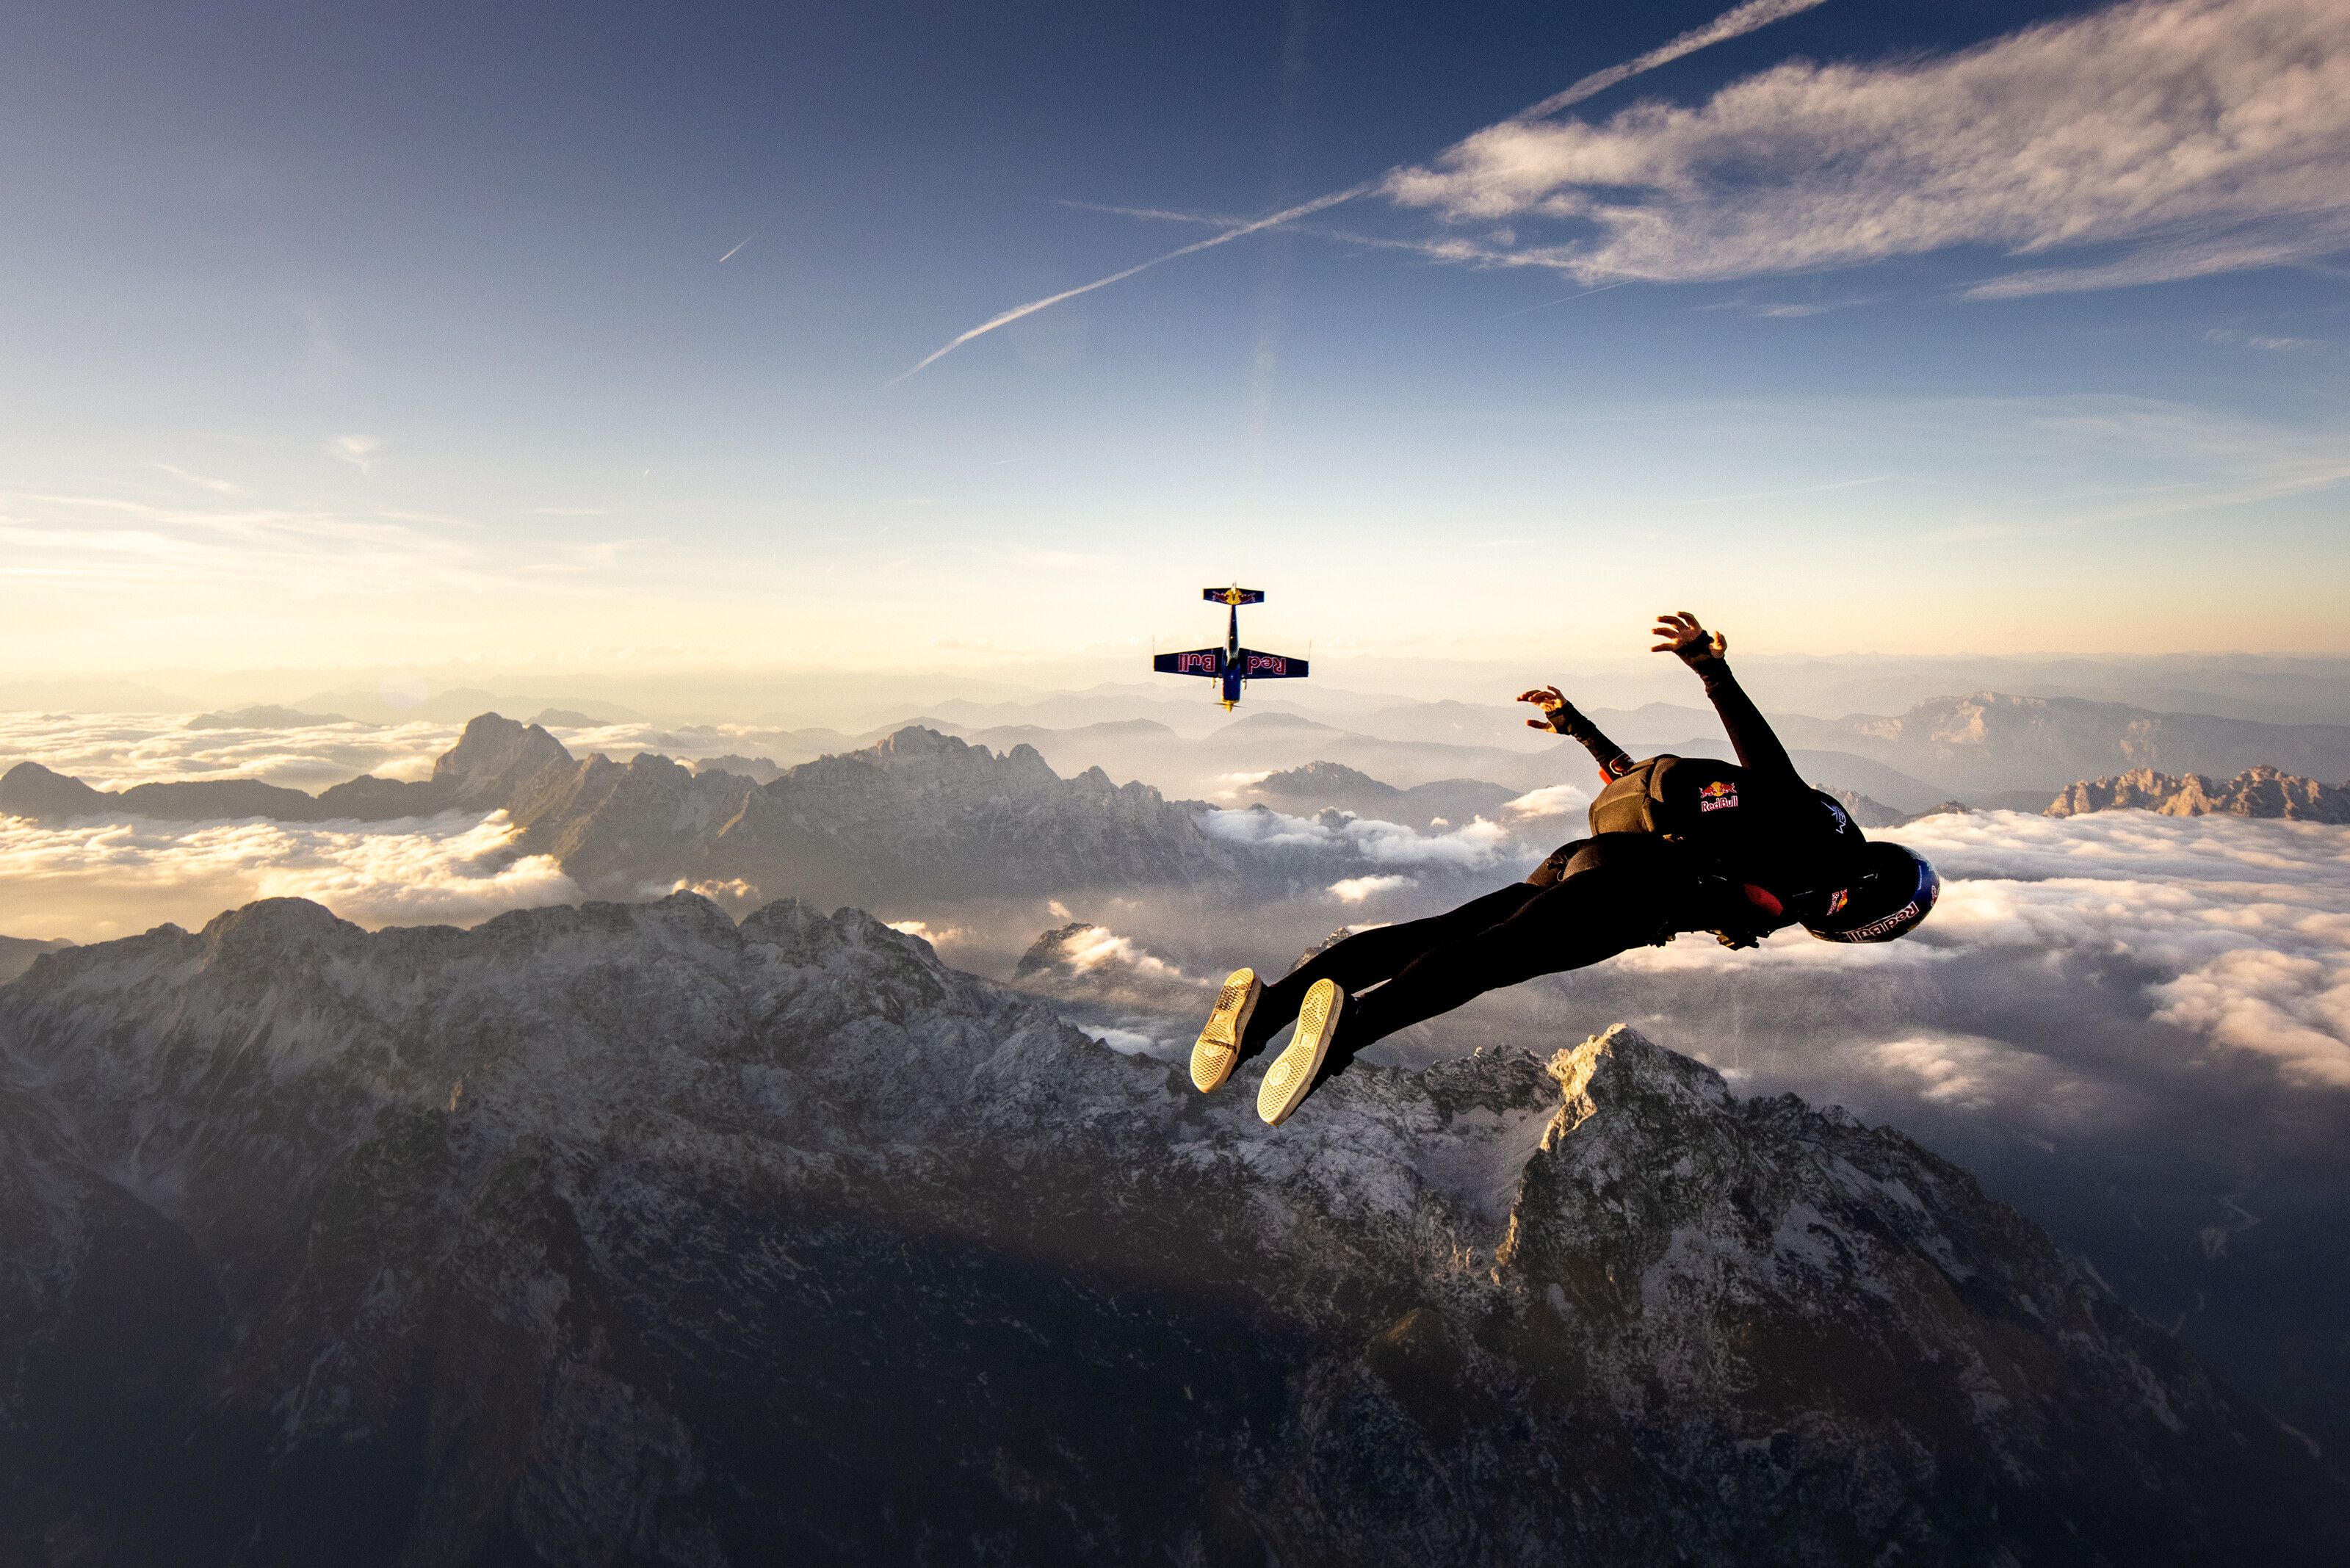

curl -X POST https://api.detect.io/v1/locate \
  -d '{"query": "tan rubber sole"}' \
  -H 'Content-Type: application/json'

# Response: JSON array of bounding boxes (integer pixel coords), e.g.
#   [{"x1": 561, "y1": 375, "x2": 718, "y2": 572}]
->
[
  {"x1": 1258, "y1": 979, "x2": 1342, "y2": 1126},
  {"x1": 1190, "y1": 967, "x2": 1261, "y2": 1092}
]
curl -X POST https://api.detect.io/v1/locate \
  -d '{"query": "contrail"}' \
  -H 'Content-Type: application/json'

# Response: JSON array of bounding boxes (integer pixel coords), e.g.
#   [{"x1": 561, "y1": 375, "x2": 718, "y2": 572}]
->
[
  {"x1": 887, "y1": 183, "x2": 1374, "y2": 385},
  {"x1": 1508, "y1": 0, "x2": 1829, "y2": 122},
  {"x1": 1054, "y1": 199, "x2": 1240, "y2": 226},
  {"x1": 719, "y1": 235, "x2": 751, "y2": 263},
  {"x1": 1494, "y1": 279, "x2": 1631, "y2": 319},
  {"x1": 894, "y1": 0, "x2": 1832, "y2": 382}
]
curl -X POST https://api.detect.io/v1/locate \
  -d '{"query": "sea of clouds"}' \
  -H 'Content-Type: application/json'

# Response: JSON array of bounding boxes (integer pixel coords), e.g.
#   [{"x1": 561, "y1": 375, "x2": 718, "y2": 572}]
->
[
  {"x1": 1046, "y1": 804, "x2": 2350, "y2": 1449},
  {"x1": 7, "y1": 714, "x2": 2348, "y2": 1108},
  {"x1": 1605, "y1": 808, "x2": 2350, "y2": 1091},
  {"x1": 0, "y1": 711, "x2": 463, "y2": 792},
  {"x1": 0, "y1": 709, "x2": 827, "y2": 796},
  {"x1": 0, "y1": 811, "x2": 579, "y2": 942}
]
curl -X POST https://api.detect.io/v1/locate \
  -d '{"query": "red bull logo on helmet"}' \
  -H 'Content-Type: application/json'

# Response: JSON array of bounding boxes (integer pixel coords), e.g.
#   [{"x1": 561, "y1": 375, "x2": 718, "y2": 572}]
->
[
  {"x1": 1818, "y1": 900, "x2": 1921, "y2": 943},
  {"x1": 1697, "y1": 778, "x2": 1740, "y2": 812}
]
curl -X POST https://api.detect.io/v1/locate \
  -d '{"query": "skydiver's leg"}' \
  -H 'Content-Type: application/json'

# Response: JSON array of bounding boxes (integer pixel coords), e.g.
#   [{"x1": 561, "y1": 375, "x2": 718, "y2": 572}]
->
[
  {"x1": 1238, "y1": 876, "x2": 1552, "y2": 1057},
  {"x1": 1315, "y1": 834, "x2": 1703, "y2": 1074}
]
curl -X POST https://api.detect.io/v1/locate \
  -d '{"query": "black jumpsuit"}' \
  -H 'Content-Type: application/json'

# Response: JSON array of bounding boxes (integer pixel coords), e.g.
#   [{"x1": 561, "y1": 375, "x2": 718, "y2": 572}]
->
[{"x1": 1238, "y1": 654, "x2": 1870, "y2": 1068}]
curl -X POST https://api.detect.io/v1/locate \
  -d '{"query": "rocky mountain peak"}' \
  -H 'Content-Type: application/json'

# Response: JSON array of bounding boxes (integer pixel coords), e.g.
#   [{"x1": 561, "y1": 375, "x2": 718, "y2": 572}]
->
[
  {"x1": 2048, "y1": 762, "x2": 2350, "y2": 822},
  {"x1": 199, "y1": 893, "x2": 359, "y2": 950},
  {"x1": 431, "y1": 711, "x2": 574, "y2": 806},
  {"x1": 699, "y1": 726, "x2": 1229, "y2": 904},
  {"x1": 1260, "y1": 759, "x2": 1389, "y2": 795},
  {"x1": 869, "y1": 722, "x2": 968, "y2": 761},
  {"x1": 0, "y1": 759, "x2": 109, "y2": 818}
]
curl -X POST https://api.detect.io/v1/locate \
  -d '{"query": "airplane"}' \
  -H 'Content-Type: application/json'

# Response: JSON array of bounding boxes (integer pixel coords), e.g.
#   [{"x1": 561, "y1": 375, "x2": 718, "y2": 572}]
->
[{"x1": 1152, "y1": 585, "x2": 1309, "y2": 710}]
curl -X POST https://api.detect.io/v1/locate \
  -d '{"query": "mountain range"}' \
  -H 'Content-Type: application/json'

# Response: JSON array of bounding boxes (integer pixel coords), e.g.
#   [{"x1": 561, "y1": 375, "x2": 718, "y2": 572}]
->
[
  {"x1": 2047, "y1": 765, "x2": 2350, "y2": 823},
  {"x1": 1232, "y1": 761, "x2": 1519, "y2": 830},
  {"x1": 20, "y1": 683, "x2": 2348, "y2": 823},
  {"x1": 0, "y1": 718, "x2": 1235, "y2": 905},
  {"x1": 12, "y1": 698, "x2": 2350, "y2": 917},
  {"x1": 2, "y1": 893, "x2": 2339, "y2": 1564},
  {"x1": 1767, "y1": 692, "x2": 2350, "y2": 798},
  {"x1": 934, "y1": 691, "x2": 2350, "y2": 813},
  {"x1": 0, "y1": 933, "x2": 70, "y2": 985}
]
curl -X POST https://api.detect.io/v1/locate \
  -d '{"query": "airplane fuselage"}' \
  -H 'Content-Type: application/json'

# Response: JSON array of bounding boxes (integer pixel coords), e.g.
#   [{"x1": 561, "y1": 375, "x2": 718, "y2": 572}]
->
[{"x1": 1152, "y1": 585, "x2": 1309, "y2": 710}]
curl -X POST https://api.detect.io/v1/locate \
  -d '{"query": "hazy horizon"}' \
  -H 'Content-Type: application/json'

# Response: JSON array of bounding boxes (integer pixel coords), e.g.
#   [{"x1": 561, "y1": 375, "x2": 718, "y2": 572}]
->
[{"x1": 17, "y1": 644, "x2": 2350, "y2": 724}]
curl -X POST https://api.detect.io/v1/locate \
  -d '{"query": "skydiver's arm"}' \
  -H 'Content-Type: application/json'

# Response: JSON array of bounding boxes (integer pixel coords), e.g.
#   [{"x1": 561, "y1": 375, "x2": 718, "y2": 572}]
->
[
  {"x1": 1649, "y1": 613, "x2": 1800, "y2": 786},
  {"x1": 1518, "y1": 685, "x2": 1636, "y2": 781}
]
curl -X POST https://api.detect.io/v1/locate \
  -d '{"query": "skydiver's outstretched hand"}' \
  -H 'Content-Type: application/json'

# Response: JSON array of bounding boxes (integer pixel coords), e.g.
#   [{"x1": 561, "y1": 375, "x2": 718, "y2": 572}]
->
[
  {"x1": 1651, "y1": 611, "x2": 1727, "y2": 665},
  {"x1": 1517, "y1": 684, "x2": 1572, "y2": 731}
]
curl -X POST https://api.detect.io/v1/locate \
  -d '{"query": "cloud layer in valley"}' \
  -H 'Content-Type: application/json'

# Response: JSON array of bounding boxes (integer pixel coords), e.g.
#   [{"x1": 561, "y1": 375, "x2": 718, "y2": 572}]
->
[
  {"x1": 1198, "y1": 781, "x2": 1586, "y2": 872},
  {"x1": 0, "y1": 811, "x2": 579, "y2": 941},
  {"x1": 0, "y1": 711, "x2": 463, "y2": 792},
  {"x1": 0, "y1": 709, "x2": 844, "y2": 797},
  {"x1": 1580, "y1": 809, "x2": 2350, "y2": 1091}
]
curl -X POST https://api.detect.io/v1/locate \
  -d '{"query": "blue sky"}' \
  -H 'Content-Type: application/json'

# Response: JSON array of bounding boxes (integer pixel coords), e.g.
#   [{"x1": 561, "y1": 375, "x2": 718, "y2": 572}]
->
[{"x1": 3, "y1": 0, "x2": 2345, "y2": 679}]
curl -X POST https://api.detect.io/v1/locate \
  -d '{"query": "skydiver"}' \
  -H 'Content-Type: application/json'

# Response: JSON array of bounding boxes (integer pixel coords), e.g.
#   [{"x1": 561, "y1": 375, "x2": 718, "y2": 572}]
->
[{"x1": 1190, "y1": 611, "x2": 1942, "y2": 1126}]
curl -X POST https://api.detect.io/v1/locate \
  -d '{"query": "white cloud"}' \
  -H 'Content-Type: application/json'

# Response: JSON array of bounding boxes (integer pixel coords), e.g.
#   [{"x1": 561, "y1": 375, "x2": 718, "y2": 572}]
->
[
  {"x1": 1389, "y1": 0, "x2": 2350, "y2": 296},
  {"x1": 897, "y1": 0, "x2": 1824, "y2": 376},
  {"x1": 1046, "y1": 924, "x2": 1194, "y2": 983},
  {"x1": 0, "y1": 491, "x2": 496, "y2": 610},
  {"x1": 1610, "y1": 809, "x2": 2350, "y2": 1090},
  {"x1": 0, "y1": 711, "x2": 830, "y2": 798},
  {"x1": 0, "y1": 810, "x2": 580, "y2": 941},
  {"x1": 679, "y1": 877, "x2": 763, "y2": 911},
  {"x1": 885, "y1": 917, "x2": 966, "y2": 946},
  {"x1": 147, "y1": 462, "x2": 245, "y2": 496},
  {"x1": 331, "y1": 435, "x2": 382, "y2": 475},
  {"x1": 1870, "y1": 1031, "x2": 2044, "y2": 1112},
  {"x1": 1007, "y1": 919, "x2": 1211, "y2": 1025},
  {"x1": 0, "y1": 710, "x2": 461, "y2": 791},
  {"x1": 1499, "y1": 783, "x2": 1588, "y2": 822},
  {"x1": 1329, "y1": 874, "x2": 1415, "y2": 904},
  {"x1": 2207, "y1": 328, "x2": 2315, "y2": 352},
  {"x1": 1201, "y1": 805, "x2": 1522, "y2": 870}
]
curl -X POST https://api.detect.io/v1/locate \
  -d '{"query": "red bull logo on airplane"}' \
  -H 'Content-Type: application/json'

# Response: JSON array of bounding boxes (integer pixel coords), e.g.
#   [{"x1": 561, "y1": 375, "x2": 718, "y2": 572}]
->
[{"x1": 1152, "y1": 586, "x2": 1309, "y2": 711}]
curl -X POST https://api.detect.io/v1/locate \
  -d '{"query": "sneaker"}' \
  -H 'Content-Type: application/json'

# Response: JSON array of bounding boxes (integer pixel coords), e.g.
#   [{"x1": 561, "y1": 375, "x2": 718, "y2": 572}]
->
[
  {"x1": 1190, "y1": 967, "x2": 1262, "y2": 1092},
  {"x1": 1257, "y1": 978, "x2": 1343, "y2": 1126}
]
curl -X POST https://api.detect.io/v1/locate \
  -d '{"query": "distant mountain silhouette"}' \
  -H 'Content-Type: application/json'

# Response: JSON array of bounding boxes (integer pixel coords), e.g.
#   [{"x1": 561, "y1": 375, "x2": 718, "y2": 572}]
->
[
  {"x1": 1774, "y1": 693, "x2": 2350, "y2": 795},
  {"x1": 2047, "y1": 764, "x2": 2350, "y2": 823},
  {"x1": 0, "y1": 760, "x2": 441, "y2": 823},
  {"x1": 0, "y1": 933, "x2": 70, "y2": 985},
  {"x1": 184, "y1": 704, "x2": 349, "y2": 729},
  {"x1": 1238, "y1": 761, "x2": 1517, "y2": 830}
]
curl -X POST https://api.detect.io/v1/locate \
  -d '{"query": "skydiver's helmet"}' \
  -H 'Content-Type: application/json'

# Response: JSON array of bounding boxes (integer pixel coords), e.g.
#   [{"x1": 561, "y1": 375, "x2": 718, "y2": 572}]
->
[{"x1": 1806, "y1": 842, "x2": 1940, "y2": 944}]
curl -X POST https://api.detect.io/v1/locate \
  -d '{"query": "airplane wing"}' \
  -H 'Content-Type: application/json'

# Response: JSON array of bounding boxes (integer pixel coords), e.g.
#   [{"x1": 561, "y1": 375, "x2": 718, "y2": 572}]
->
[
  {"x1": 1154, "y1": 648, "x2": 1225, "y2": 677},
  {"x1": 1237, "y1": 650, "x2": 1308, "y2": 679}
]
